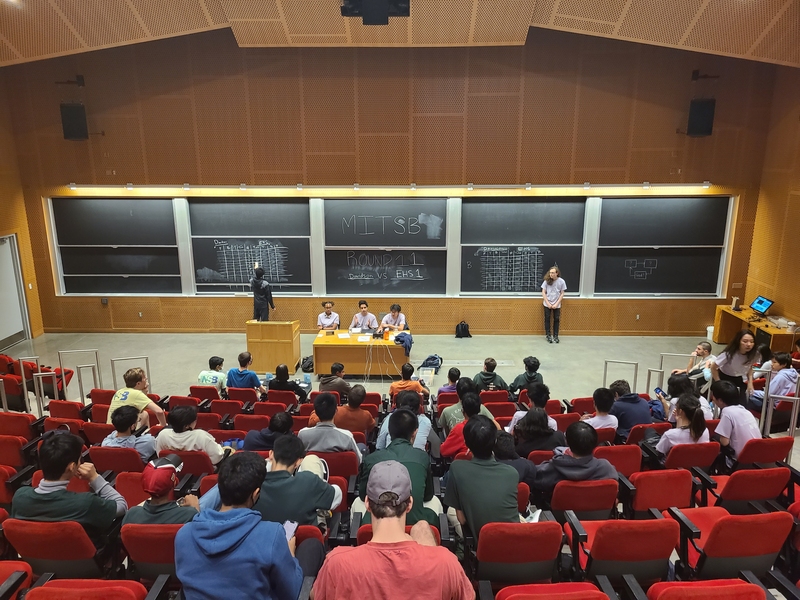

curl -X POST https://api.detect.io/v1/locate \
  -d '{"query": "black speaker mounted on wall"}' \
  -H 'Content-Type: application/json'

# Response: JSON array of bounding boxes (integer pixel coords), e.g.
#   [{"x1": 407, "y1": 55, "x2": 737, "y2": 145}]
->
[
  {"x1": 60, "y1": 102, "x2": 89, "y2": 141},
  {"x1": 687, "y1": 98, "x2": 715, "y2": 137}
]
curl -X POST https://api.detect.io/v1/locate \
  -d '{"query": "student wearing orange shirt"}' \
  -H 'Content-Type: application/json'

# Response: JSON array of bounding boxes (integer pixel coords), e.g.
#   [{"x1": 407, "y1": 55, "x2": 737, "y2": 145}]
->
[{"x1": 389, "y1": 364, "x2": 430, "y2": 401}]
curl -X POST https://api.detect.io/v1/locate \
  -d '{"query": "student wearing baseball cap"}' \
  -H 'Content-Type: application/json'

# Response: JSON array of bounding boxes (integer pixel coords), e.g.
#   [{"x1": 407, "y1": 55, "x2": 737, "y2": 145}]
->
[
  {"x1": 312, "y1": 461, "x2": 473, "y2": 600},
  {"x1": 122, "y1": 454, "x2": 199, "y2": 525}
]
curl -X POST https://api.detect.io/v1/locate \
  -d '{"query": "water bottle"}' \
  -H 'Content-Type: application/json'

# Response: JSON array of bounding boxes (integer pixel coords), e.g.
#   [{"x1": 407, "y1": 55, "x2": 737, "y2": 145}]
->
[
  {"x1": 265, "y1": 372, "x2": 274, "y2": 382},
  {"x1": 304, "y1": 373, "x2": 311, "y2": 385}
]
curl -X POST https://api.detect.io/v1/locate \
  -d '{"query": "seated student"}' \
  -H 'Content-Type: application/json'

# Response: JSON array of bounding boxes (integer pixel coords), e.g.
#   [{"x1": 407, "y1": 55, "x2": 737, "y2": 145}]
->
[
  {"x1": 579, "y1": 387, "x2": 618, "y2": 430},
  {"x1": 317, "y1": 301, "x2": 340, "y2": 330},
  {"x1": 312, "y1": 461, "x2": 472, "y2": 600},
  {"x1": 377, "y1": 391, "x2": 435, "y2": 453},
  {"x1": 436, "y1": 367, "x2": 460, "y2": 397},
  {"x1": 351, "y1": 300, "x2": 379, "y2": 330},
  {"x1": 756, "y1": 343, "x2": 774, "y2": 373},
  {"x1": 355, "y1": 408, "x2": 441, "y2": 527},
  {"x1": 101, "y1": 405, "x2": 157, "y2": 463},
  {"x1": 12, "y1": 433, "x2": 127, "y2": 535},
  {"x1": 441, "y1": 392, "x2": 482, "y2": 459},
  {"x1": 509, "y1": 356, "x2": 544, "y2": 395},
  {"x1": 653, "y1": 394, "x2": 709, "y2": 456},
  {"x1": 438, "y1": 377, "x2": 495, "y2": 435},
  {"x1": 656, "y1": 373, "x2": 714, "y2": 423},
  {"x1": 493, "y1": 431, "x2": 536, "y2": 491},
  {"x1": 227, "y1": 352, "x2": 267, "y2": 395},
  {"x1": 268, "y1": 364, "x2": 308, "y2": 404},
  {"x1": 473, "y1": 357, "x2": 509, "y2": 392},
  {"x1": 319, "y1": 362, "x2": 352, "y2": 401},
  {"x1": 507, "y1": 382, "x2": 558, "y2": 433},
  {"x1": 389, "y1": 363, "x2": 430, "y2": 400},
  {"x1": 608, "y1": 379, "x2": 652, "y2": 441},
  {"x1": 176, "y1": 453, "x2": 325, "y2": 600},
  {"x1": 243, "y1": 411, "x2": 294, "y2": 452},
  {"x1": 513, "y1": 407, "x2": 566, "y2": 456},
  {"x1": 107, "y1": 367, "x2": 166, "y2": 429},
  {"x1": 532, "y1": 421, "x2": 617, "y2": 504},
  {"x1": 298, "y1": 392, "x2": 362, "y2": 464},
  {"x1": 122, "y1": 454, "x2": 199, "y2": 525},
  {"x1": 672, "y1": 341, "x2": 716, "y2": 393},
  {"x1": 332, "y1": 384, "x2": 376, "y2": 433},
  {"x1": 155, "y1": 406, "x2": 226, "y2": 466},
  {"x1": 197, "y1": 356, "x2": 227, "y2": 397},
  {"x1": 378, "y1": 303, "x2": 407, "y2": 333},
  {"x1": 711, "y1": 380, "x2": 761, "y2": 470},
  {"x1": 444, "y1": 415, "x2": 519, "y2": 540},
  {"x1": 748, "y1": 352, "x2": 798, "y2": 411}
]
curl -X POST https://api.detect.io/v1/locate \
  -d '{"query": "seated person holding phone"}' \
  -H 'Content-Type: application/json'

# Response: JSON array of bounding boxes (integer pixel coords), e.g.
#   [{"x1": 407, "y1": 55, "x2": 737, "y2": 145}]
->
[{"x1": 176, "y1": 452, "x2": 325, "y2": 600}]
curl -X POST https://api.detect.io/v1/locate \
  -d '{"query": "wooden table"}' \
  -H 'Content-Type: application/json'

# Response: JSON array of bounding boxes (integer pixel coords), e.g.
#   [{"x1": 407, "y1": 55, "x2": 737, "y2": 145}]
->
[
  {"x1": 713, "y1": 305, "x2": 796, "y2": 352},
  {"x1": 312, "y1": 331, "x2": 407, "y2": 376}
]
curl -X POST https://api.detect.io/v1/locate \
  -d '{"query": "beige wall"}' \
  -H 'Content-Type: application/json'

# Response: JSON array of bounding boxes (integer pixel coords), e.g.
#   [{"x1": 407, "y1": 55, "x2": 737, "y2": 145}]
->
[{"x1": 1, "y1": 28, "x2": 779, "y2": 335}]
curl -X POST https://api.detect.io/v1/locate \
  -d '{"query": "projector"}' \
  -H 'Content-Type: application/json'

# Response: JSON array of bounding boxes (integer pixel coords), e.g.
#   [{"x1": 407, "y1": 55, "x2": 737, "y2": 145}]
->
[{"x1": 341, "y1": 0, "x2": 410, "y2": 25}]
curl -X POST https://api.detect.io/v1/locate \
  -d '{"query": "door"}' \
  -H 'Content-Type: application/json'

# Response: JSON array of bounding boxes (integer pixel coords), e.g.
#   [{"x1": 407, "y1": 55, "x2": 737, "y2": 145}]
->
[{"x1": 0, "y1": 235, "x2": 29, "y2": 350}]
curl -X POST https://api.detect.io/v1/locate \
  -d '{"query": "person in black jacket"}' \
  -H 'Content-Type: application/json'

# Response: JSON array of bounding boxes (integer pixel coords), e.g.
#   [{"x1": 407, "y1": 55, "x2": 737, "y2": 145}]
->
[
  {"x1": 250, "y1": 267, "x2": 275, "y2": 321},
  {"x1": 243, "y1": 411, "x2": 294, "y2": 452},
  {"x1": 268, "y1": 364, "x2": 308, "y2": 403},
  {"x1": 513, "y1": 407, "x2": 566, "y2": 457}
]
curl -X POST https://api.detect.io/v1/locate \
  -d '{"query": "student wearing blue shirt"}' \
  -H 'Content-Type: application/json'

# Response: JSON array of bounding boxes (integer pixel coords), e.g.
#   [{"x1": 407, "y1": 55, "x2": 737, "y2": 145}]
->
[{"x1": 227, "y1": 352, "x2": 266, "y2": 394}]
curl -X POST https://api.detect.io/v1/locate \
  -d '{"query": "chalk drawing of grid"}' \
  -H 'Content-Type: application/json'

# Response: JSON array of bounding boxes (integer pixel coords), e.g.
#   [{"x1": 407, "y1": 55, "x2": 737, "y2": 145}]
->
[
  {"x1": 215, "y1": 240, "x2": 290, "y2": 283},
  {"x1": 475, "y1": 246, "x2": 544, "y2": 292},
  {"x1": 625, "y1": 258, "x2": 658, "y2": 280}
]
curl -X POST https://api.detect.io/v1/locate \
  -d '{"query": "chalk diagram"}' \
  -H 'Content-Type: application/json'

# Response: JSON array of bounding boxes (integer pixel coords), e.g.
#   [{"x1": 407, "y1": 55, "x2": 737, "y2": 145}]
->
[
  {"x1": 196, "y1": 239, "x2": 292, "y2": 284},
  {"x1": 625, "y1": 258, "x2": 658, "y2": 280},
  {"x1": 475, "y1": 246, "x2": 544, "y2": 292}
]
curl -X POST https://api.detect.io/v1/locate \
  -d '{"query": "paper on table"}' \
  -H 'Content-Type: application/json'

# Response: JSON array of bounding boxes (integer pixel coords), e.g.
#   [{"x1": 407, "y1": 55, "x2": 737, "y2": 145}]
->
[
  {"x1": 357, "y1": 335, "x2": 371, "y2": 342},
  {"x1": 338, "y1": 333, "x2": 350, "y2": 339}
]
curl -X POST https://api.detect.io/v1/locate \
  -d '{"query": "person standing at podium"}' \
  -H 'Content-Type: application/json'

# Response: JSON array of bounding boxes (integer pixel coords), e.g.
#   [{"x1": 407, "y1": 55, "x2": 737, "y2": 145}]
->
[
  {"x1": 351, "y1": 300, "x2": 378, "y2": 330},
  {"x1": 250, "y1": 267, "x2": 275, "y2": 322}
]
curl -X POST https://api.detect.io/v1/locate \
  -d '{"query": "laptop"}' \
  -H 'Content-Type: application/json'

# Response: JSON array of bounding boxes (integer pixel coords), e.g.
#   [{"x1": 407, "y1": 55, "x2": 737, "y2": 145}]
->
[{"x1": 749, "y1": 295, "x2": 774, "y2": 316}]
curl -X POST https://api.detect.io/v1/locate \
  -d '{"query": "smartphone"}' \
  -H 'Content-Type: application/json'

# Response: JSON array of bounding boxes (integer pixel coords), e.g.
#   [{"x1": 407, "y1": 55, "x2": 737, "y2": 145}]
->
[
  {"x1": 283, "y1": 520, "x2": 298, "y2": 542},
  {"x1": 654, "y1": 387, "x2": 664, "y2": 397}
]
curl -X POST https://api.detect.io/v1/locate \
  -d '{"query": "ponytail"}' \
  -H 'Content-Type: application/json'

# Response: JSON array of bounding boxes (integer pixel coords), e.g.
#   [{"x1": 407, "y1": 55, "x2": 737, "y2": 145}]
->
[{"x1": 676, "y1": 393, "x2": 706, "y2": 442}]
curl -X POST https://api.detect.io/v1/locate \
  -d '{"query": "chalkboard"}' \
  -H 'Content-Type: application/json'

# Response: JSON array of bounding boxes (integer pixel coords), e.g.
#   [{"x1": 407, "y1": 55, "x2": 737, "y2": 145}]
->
[
  {"x1": 189, "y1": 199, "x2": 310, "y2": 237},
  {"x1": 599, "y1": 197, "x2": 729, "y2": 246},
  {"x1": 461, "y1": 245, "x2": 583, "y2": 293},
  {"x1": 63, "y1": 276, "x2": 181, "y2": 294},
  {"x1": 325, "y1": 250, "x2": 447, "y2": 294},
  {"x1": 324, "y1": 199, "x2": 447, "y2": 247},
  {"x1": 595, "y1": 248, "x2": 722, "y2": 294},
  {"x1": 192, "y1": 237, "x2": 311, "y2": 293},
  {"x1": 461, "y1": 198, "x2": 586, "y2": 244},
  {"x1": 53, "y1": 198, "x2": 176, "y2": 246},
  {"x1": 60, "y1": 247, "x2": 180, "y2": 275}
]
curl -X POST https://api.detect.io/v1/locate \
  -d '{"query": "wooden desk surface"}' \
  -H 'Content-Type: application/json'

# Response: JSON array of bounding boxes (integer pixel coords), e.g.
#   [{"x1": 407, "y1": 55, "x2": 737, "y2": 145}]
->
[
  {"x1": 312, "y1": 331, "x2": 407, "y2": 348},
  {"x1": 716, "y1": 306, "x2": 793, "y2": 336},
  {"x1": 312, "y1": 331, "x2": 407, "y2": 375}
]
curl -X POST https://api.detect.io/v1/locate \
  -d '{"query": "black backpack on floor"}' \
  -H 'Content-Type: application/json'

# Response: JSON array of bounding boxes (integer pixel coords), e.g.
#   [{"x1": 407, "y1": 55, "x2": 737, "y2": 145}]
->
[
  {"x1": 455, "y1": 321, "x2": 472, "y2": 338},
  {"x1": 301, "y1": 355, "x2": 314, "y2": 373}
]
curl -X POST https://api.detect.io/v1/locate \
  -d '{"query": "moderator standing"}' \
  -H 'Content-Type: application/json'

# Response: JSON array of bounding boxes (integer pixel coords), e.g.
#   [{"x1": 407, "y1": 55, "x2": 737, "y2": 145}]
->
[{"x1": 250, "y1": 267, "x2": 275, "y2": 322}]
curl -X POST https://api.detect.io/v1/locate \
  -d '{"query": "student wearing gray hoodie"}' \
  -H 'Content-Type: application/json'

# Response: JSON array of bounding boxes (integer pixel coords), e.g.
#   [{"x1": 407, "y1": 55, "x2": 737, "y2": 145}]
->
[{"x1": 531, "y1": 421, "x2": 617, "y2": 504}]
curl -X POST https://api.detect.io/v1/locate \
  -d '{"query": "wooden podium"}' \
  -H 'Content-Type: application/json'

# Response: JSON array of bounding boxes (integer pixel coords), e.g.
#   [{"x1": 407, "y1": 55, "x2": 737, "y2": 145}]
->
[{"x1": 246, "y1": 320, "x2": 301, "y2": 373}]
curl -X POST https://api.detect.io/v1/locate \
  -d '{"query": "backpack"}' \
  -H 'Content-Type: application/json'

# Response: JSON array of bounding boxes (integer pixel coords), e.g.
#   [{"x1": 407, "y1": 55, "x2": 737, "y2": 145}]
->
[
  {"x1": 455, "y1": 321, "x2": 472, "y2": 338},
  {"x1": 420, "y1": 354, "x2": 443, "y2": 374},
  {"x1": 301, "y1": 355, "x2": 314, "y2": 373}
]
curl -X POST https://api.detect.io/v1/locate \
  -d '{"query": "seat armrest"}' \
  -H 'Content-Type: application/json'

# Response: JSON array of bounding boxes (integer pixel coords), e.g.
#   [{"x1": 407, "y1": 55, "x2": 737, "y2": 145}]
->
[
  {"x1": 347, "y1": 475, "x2": 358, "y2": 503},
  {"x1": 156, "y1": 396, "x2": 169, "y2": 410},
  {"x1": 187, "y1": 474, "x2": 204, "y2": 496},
  {"x1": 438, "y1": 512, "x2": 452, "y2": 550},
  {"x1": 462, "y1": 522, "x2": 476, "y2": 554},
  {"x1": 80, "y1": 403, "x2": 94, "y2": 421},
  {"x1": 778, "y1": 460, "x2": 800, "y2": 504},
  {"x1": 618, "y1": 473, "x2": 636, "y2": 507},
  {"x1": 619, "y1": 574, "x2": 648, "y2": 600},
  {"x1": 640, "y1": 441, "x2": 660, "y2": 463},
  {"x1": 21, "y1": 438, "x2": 40, "y2": 465},
  {"x1": 478, "y1": 581, "x2": 494, "y2": 600},
  {"x1": 31, "y1": 416, "x2": 46, "y2": 436},
  {"x1": 0, "y1": 570, "x2": 30, "y2": 600},
  {"x1": 133, "y1": 425, "x2": 148, "y2": 437},
  {"x1": 28, "y1": 574, "x2": 55, "y2": 590},
  {"x1": 101, "y1": 470, "x2": 115, "y2": 485},
  {"x1": 242, "y1": 402, "x2": 252, "y2": 414},
  {"x1": 540, "y1": 510, "x2": 557, "y2": 522},
  {"x1": 349, "y1": 512, "x2": 361, "y2": 544},
  {"x1": 763, "y1": 569, "x2": 800, "y2": 600},
  {"x1": 220, "y1": 413, "x2": 232, "y2": 427},
  {"x1": 432, "y1": 476, "x2": 441, "y2": 497},
  {"x1": 667, "y1": 507, "x2": 701, "y2": 539},
  {"x1": 6, "y1": 465, "x2": 34, "y2": 489},
  {"x1": 198, "y1": 399, "x2": 211, "y2": 411},
  {"x1": 564, "y1": 510, "x2": 587, "y2": 542},
  {"x1": 748, "y1": 500, "x2": 769, "y2": 515},
  {"x1": 144, "y1": 574, "x2": 172, "y2": 600},
  {"x1": 765, "y1": 499, "x2": 787, "y2": 514},
  {"x1": 298, "y1": 576, "x2": 315, "y2": 600},
  {"x1": 690, "y1": 466, "x2": 717, "y2": 489},
  {"x1": 648, "y1": 508, "x2": 664, "y2": 519}
]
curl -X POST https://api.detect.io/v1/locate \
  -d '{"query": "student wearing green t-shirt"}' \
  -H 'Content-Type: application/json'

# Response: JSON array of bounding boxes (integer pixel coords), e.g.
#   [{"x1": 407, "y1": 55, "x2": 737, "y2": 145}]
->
[{"x1": 12, "y1": 433, "x2": 127, "y2": 537}]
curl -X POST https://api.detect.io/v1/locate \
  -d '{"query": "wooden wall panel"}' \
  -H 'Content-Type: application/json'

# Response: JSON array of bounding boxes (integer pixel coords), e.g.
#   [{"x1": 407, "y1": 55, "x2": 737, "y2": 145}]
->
[{"x1": 0, "y1": 29, "x2": 783, "y2": 337}]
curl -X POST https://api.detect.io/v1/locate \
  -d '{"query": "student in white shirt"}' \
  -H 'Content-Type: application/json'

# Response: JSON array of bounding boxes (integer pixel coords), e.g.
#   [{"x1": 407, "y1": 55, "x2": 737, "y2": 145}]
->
[
  {"x1": 711, "y1": 380, "x2": 761, "y2": 469},
  {"x1": 671, "y1": 341, "x2": 716, "y2": 394},
  {"x1": 155, "y1": 405, "x2": 226, "y2": 465},
  {"x1": 351, "y1": 300, "x2": 378, "y2": 330},
  {"x1": 541, "y1": 266, "x2": 567, "y2": 344},
  {"x1": 655, "y1": 394, "x2": 710, "y2": 455},
  {"x1": 580, "y1": 387, "x2": 618, "y2": 430},
  {"x1": 197, "y1": 356, "x2": 227, "y2": 396},
  {"x1": 317, "y1": 301, "x2": 340, "y2": 330},
  {"x1": 506, "y1": 383, "x2": 557, "y2": 433},
  {"x1": 378, "y1": 303, "x2": 406, "y2": 333},
  {"x1": 656, "y1": 373, "x2": 714, "y2": 423},
  {"x1": 711, "y1": 329, "x2": 759, "y2": 403}
]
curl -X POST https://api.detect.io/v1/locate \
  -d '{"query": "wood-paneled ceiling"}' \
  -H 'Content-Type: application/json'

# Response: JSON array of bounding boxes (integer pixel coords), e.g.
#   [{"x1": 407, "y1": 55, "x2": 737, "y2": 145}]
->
[{"x1": 0, "y1": 0, "x2": 798, "y2": 68}]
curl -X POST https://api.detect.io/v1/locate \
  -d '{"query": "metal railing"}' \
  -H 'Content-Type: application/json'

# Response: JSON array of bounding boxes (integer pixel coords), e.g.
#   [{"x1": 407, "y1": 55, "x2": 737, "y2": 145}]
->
[
  {"x1": 58, "y1": 350, "x2": 102, "y2": 401},
  {"x1": 32, "y1": 371, "x2": 59, "y2": 416},
  {"x1": 659, "y1": 353, "x2": 694, "y2": 372},
  {"x1": 17, "y1": 356, "x2": 38, "y2": 412},
  {"x1": 75, "y1": 364, "x2": 100, "y2": 406},
  {"x1": 111, "y1": 356, "x2": 151, "y2": 393},
  {"x1": 645, "y1": 368, "x2": 664, "y2": 397},
  {"x1": 603, "y1": 360, "x2": 639, "y2": 391}
]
